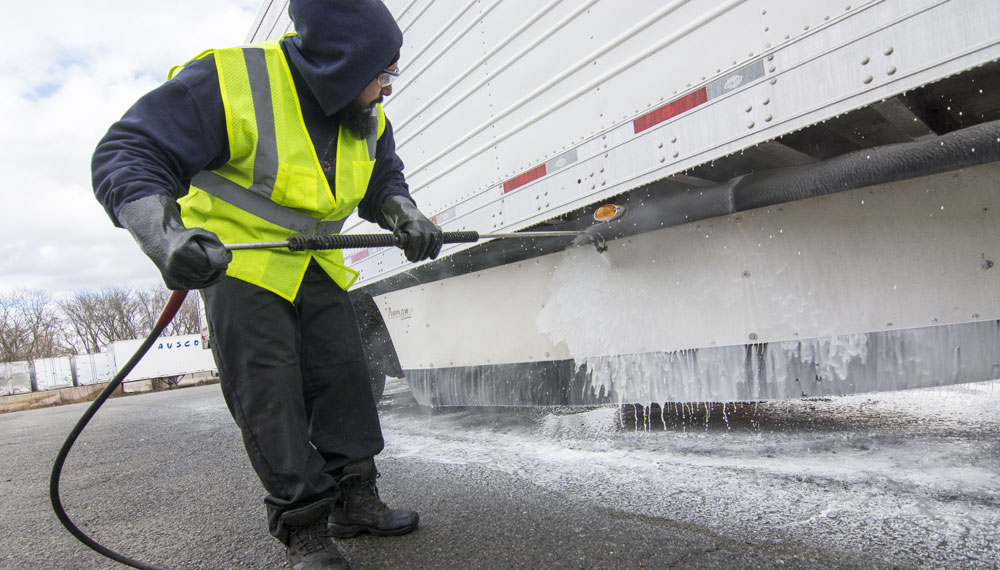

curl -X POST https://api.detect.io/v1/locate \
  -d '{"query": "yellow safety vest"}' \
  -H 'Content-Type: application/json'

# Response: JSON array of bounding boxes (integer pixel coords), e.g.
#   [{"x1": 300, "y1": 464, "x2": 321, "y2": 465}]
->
[{"x1": 172, "y1": 40, "x2": 386, "y2": 301}]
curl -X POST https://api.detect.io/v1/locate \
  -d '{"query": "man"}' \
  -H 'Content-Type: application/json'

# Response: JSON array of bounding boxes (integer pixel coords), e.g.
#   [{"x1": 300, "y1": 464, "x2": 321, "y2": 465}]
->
[{"x1": 92, "y1": 2, "x2": 440, "y2": 569}]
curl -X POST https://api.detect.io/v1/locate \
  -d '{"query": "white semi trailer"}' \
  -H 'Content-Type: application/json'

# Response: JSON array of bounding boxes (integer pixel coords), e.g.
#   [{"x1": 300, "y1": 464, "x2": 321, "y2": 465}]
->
[{"x1": 245, "y1": 0, "x2": 1000, "y2": 406}]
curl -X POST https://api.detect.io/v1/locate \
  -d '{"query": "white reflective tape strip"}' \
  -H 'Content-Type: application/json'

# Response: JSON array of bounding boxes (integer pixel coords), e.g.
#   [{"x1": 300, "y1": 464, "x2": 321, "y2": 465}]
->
[
  {"x1": 435, "y1": 207, "x2": 457, "y2": 224},
  {"x1": 546, "y1": 148, "x2": 578, "y2": 174},
  {"x1": 706, "y1": 59, "x2": 765, "y2": 100}
]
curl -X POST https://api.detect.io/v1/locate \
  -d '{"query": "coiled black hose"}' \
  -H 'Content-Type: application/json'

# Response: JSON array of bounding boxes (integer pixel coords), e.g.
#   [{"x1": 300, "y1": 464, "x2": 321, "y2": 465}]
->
[{"x1": 50, "y1": 290, "x2": 189, "y2": 570}]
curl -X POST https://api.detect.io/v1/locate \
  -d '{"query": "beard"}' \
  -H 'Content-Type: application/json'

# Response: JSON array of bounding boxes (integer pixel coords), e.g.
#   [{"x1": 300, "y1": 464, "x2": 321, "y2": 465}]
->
[{"x1": 336, "y1": 97, "x2": 381, "y2": 139}]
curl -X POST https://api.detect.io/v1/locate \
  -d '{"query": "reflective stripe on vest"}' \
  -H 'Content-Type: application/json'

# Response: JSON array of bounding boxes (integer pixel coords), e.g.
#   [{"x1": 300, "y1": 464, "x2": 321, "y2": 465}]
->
[
  {"x1": 191, "y1": 46, "x2": 378, "y2": 235},
  {"x1": 174, "y1": 41, "x2": 386, "y2": 301},
  {"x1": 191, "y1": 171, "x2": 347, "y2": 236}
]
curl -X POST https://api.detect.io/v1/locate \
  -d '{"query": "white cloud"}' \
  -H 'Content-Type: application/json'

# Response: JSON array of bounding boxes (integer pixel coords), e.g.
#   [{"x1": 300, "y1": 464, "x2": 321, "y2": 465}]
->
[{"x1": 0, "y1": 0, "x2": 262, "y2": 297}]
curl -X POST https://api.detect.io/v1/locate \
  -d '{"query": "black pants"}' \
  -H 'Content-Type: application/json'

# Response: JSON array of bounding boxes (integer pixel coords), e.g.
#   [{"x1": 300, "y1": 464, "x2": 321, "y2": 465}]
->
[{"x1": 201, "y1": 262, "x2": 384, "y2": 542}]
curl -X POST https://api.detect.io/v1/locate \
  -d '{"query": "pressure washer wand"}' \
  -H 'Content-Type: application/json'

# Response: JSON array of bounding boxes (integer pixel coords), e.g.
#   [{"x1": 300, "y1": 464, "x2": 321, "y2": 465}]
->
[{"x1": 224, "y1": 229, "x2": 607, "y2": 253}]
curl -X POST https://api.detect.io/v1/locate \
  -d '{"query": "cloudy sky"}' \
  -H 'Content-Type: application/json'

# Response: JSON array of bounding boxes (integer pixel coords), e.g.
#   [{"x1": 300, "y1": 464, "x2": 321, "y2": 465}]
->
[{"x1": 0, "y1": 0, "x2": 262, "y2": 298}]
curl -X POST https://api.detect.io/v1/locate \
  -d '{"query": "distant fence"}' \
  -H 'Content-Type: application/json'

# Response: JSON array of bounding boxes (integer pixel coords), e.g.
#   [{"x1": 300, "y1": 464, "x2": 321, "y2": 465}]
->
[{"x1": 1, "y1": 334, "x2": 216, "y2": 396}]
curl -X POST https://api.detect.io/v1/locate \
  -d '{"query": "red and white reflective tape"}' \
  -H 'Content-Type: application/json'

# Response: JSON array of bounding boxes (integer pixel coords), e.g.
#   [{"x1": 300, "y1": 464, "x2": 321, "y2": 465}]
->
[
  {"x1": 349, "y1": 249, "x2": 369, "y2": 263},
  {"x1": 503, "y1": 164, "x2": 547, "y2": 193},
  {"x1": 433, "y1": 58, "x2": 767, "y2": 225}
]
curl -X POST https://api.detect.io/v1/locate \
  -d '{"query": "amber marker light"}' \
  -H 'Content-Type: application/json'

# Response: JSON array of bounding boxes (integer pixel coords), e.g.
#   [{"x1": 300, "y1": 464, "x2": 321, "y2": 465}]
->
[{"x1": 593, "y1": 204, "x2": 626, "y2": 222}]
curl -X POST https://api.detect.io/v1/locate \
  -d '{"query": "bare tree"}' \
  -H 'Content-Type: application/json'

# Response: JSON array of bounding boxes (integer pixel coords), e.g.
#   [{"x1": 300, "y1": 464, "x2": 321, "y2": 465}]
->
[
  {"x1": 171, "y1": 293, "x2": 203, "y2": 337},
  {"x1": 61, "y1": 286, "x2": 203, "y2": 353},
  {"x1": 0, "y1": 290, "x2": 68, "y2": 362},
  {"x1": 0, "y1": 294, "x2": 30, "y2": 362},
  {"x1": 138, "y1": 286, "x2": 202, "y2": 336},
  {"x1": 61, "y1": 287, "x2": 145, "y2": 352}
]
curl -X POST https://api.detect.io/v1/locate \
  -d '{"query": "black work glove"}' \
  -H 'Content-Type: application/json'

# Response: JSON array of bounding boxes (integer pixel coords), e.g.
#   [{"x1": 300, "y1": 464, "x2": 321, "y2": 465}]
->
[
  {"x1": 381, "y1": 195, "x2": 443, "y2": 262},
  {"x1": 117, "y1": 194, "x2": 232, "y2": 290}
]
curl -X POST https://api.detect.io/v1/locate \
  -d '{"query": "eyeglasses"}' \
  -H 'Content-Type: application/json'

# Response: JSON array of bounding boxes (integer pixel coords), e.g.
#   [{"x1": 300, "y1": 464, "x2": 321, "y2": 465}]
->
[{"x1": 377, "y1": 67, "x2": 400, "y2": 88}]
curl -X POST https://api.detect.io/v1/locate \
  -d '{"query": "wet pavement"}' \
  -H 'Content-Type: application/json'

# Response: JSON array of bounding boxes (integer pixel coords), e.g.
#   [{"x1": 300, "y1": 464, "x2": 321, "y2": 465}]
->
[{"x1": 1, "y1": 379, "x2": 997, "y2": 569}]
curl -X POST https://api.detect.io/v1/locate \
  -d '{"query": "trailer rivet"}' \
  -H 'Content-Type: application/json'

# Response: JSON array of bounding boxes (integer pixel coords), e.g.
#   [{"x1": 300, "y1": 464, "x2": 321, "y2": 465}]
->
[
  {"x1": 861, "y1": 56, "x2": 870, "y2": 65},
  {"x1": 886, "y1": 66, "x2": 897, "y2": 75},
  {"x1": 745, "y1": 105, "x2": 752, "y2": 112},
  {"x1": 769, "y1": 66, "x2": 776, "y2": 73},
  {"x1": 748, "y1": 333, "x2": 758, "y2": 341},
  {"x1": 765, "y1": 114, "x2": 773, "y2": 122},
  {"x1": 884, "y1": 46, "x2": 894, "y2": 56},
  {"x1": 673, "y1": 152, "x2": 679, "y2": 158},
  {"x1": 763, "y1": 97, "x2": 770, "y2": 105},
  {"x1": 863, "y1": 75, "x2": 874, "y2": 84},
  {"x1": 747, "y1": 121, "x2": 755, "y2": 129}
]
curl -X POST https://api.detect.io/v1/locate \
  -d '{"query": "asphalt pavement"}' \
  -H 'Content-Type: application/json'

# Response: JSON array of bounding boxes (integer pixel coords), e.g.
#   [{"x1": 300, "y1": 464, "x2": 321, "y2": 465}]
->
[{"x1": 2, "y1": 382, "x2": 996, "y2": 569}]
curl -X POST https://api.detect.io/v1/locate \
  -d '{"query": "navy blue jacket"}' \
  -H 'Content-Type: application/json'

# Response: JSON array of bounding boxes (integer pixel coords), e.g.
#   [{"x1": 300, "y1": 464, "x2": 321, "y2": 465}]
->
[{"x1": 92, "y1": 38, "x2": 410, "y2": 230}]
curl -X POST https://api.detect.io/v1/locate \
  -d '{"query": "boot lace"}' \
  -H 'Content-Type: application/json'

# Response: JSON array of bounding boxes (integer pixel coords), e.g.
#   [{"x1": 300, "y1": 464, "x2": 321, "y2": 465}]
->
[
  {"x1": 289, "y1": 520, "x2": 334, "y2": 556},
  {"x1": 340, "y1": 472, "x2": 386, "y2": 513}
]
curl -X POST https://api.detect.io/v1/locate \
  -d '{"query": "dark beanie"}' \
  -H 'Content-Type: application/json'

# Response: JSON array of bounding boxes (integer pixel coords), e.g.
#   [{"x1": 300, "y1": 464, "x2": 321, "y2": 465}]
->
[{"x1": 285, "y1": 0, "x2": 404, "y2": 116}]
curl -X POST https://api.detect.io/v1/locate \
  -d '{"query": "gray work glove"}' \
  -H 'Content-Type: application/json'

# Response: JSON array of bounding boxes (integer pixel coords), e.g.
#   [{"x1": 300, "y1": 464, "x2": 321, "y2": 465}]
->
[
  {"x1": 117, "y1": 194, "x2": 232, "y2": 290},
  {"x1": 381, "y1": 195, "x2": 443, "y2": 262}
]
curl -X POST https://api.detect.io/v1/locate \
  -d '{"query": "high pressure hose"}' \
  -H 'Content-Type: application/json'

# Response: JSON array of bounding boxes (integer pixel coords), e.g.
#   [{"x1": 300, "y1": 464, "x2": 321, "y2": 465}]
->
[{"x1": 50, "y1": 290, "x2": 188, "y2": 570}]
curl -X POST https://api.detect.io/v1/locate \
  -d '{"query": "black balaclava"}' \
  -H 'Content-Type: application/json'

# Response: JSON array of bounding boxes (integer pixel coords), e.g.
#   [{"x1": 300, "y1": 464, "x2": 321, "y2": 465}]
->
[{"x1": 285, "y1": 0, "x2": 404, "y2": 116}]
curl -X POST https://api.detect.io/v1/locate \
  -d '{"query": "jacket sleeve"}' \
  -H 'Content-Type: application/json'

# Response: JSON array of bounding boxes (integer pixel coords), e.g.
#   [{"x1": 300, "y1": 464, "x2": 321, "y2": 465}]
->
[
  {"x1": 91, "y1": 56, "x2": 229, "y2": 227},
  {"x1": 356, "y1": 117, "x2": 418, "y2": 229}
]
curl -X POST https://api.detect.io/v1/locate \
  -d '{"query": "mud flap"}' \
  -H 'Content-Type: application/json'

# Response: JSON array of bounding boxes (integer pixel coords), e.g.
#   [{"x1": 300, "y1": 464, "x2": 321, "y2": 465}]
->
[{"x1": 350, "y1": 290, "x2": 403, "y2": 402}]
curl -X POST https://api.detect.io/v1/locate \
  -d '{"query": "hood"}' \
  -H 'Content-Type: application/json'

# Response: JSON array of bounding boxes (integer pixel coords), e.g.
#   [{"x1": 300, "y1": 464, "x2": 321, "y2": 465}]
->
[{"x1": 285, "y1": 0, "x2": 403, "y2": 116}]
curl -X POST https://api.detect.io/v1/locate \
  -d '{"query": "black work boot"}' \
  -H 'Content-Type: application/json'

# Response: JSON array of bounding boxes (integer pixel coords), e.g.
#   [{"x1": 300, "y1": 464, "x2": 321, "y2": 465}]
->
[
  {"x1": 281, "y1": 500, "x2": 351, "y2": 570},
  {"x1": 329, "y1": 459, "x2": 419, "y2": 538}
]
